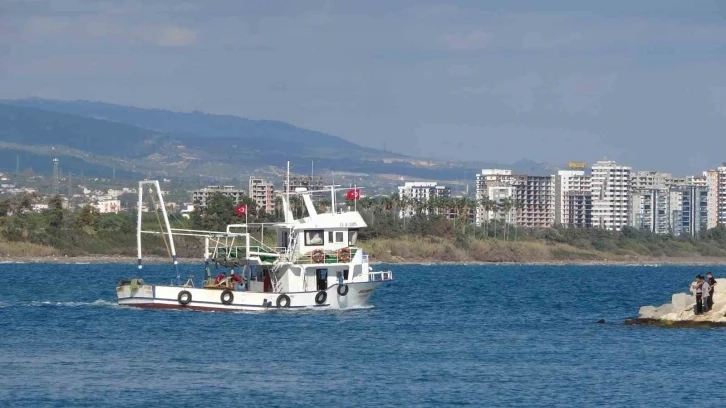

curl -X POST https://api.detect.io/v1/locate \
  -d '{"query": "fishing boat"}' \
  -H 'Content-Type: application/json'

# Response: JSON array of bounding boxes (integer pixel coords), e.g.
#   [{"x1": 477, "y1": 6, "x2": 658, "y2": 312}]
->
[{"x1": 116, "y1": 165, "x2": 393, "y2": 311}]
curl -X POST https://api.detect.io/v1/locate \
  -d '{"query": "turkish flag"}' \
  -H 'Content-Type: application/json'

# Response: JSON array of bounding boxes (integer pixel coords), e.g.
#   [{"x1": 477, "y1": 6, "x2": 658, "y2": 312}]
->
[
  {"x1": 234, "y1": 204, "x2": 247, "y2": 216},
  {"x1": 346, "y1": 189, "x2": 361, "y2": 200}
]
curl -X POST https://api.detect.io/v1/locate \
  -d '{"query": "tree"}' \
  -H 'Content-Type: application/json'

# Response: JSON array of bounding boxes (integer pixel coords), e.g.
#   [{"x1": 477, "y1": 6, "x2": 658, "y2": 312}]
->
[
  {"x1": 75, "y1": 205, "x2": 100, "y2": 230},
  {"x1": 46, "y1": 195, "x2": 65, "y2": 229}
]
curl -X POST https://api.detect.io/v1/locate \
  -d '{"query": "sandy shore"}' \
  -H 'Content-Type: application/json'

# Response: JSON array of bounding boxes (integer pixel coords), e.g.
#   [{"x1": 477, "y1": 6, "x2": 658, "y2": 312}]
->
[{"x1": 1, "y1": 254, "x2": 725, "y2": 266}]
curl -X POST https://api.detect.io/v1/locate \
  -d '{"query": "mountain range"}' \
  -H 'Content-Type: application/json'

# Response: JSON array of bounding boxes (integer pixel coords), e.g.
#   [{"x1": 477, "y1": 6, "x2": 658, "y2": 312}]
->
[{"x1": 0, "y1": 98, "x2": 556, "y2": 186}]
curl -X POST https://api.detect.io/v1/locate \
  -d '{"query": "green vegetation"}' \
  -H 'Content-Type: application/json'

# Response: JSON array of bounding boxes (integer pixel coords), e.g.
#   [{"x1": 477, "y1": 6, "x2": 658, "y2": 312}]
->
[
  {"x1": 1, "y1": 191, "x2": 726, "y2": 263},
  {"x1": 354, "y1": 194, "x2": 726, "y2": 262}
]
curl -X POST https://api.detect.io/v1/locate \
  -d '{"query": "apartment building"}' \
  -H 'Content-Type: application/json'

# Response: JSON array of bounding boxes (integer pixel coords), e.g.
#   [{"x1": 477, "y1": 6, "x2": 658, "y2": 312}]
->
[
  {"x1": 481, "y1": 182, "x2": 516, "y2": 223},
  {"x1": 591, "y1": 160, "x2": 631, "y2": 231},
  {"x1": 397, "y1": 181, "x2": 451, "y2": 218},
  {"x1": 249, "y1": 177, "x2": 275, "y2": 214},
  {"x1": 631, "y1": 189, "x2": 670, "y2": 234},
  {"x1": 719, "y1": 166, "x2": 726, "y2": 225},
  {"x1": 514, "y1": 175, "x2": 555, "y2": 228},
  {"x1": 702, "y1": 170, "x2": 719, "y2": 229},
  {"x1": 191, "y1": 185, "x2": 245, "y2": 207},
  {"x1": 629, "y1": 171, "x2": 671, "y2": 233},
  {"x1": 555, "y1": 170, "x2": 592, "y2": 228},
  {"x1": 674, "y1": 184, "x2": 709, "y2": 237},
  {"x1": 631, "y1": 171, "x2": 670, "y2": 190},
  {"x1": 475, "y1": 169, "x2": 518, "y2": 225}
]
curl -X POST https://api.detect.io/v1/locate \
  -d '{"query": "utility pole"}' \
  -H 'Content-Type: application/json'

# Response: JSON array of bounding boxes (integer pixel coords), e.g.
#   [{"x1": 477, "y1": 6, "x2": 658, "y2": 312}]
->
[
  {"x1": 15, "y1": 154, "x2": 20, "y2": 174},
  {"x1": 68, "y1": 172, "x2": 72, "y2": 196}
]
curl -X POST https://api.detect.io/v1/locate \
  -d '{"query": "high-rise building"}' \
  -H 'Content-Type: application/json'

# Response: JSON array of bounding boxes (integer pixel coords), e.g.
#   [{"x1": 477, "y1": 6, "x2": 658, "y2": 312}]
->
[
  {"x1": 513, "y1": 175, "x2": 555, "y2": 228},
  {"x1": 672, "y1": 183, "x2": 709, "y2": 237},
  {"x1": 631, "y1": 189, "x2": 670, "y2": 234},
  {"x1": 718, "y1": 165, "x2": 726, "y2": 226},
  {"x1": 397, "y1": 181, "x2": 451, "y2": 218},
  {"x1": 475, "y1": 169, "x2": 517, "y2": 225},
  {"x1": 630, "y1": 171, "x2": 671, "y2": 234},
  {"x1": 191, "y1": 185, "x2": 245, "y2": 207},
  {"x1": 249, "y1": 177, "x2": 275, "y2": 214},
  {"x1": 591, "y1": 160, "x2": 631, "y2": 231},
  {"x1": 555, "y1": 170, "x2": 592, "y2": 228},
  {"x1": 704, "y1": 169, "x2": 719, "y2": 229}
]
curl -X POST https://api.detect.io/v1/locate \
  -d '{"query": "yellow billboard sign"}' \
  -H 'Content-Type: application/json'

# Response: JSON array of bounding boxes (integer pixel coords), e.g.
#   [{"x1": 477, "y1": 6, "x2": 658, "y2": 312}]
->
[{"x1": 568, "y1": 161, "x2": 587, "y2": 169}]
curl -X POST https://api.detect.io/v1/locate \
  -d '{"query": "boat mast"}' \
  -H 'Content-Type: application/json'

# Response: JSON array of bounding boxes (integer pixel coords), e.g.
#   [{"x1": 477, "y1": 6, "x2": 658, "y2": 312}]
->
[
  {"x1": 137, "y1": 181, "x2": 143, "y2": 269},
  {"x1": 153, "y1": 180, "x2": 180, "y2": 284}
]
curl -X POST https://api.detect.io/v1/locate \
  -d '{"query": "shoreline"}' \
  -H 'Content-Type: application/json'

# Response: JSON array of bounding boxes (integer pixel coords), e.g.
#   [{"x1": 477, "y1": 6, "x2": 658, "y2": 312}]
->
[{"x1": 2, "y1": 254, "x2": 725, "y2": 266}]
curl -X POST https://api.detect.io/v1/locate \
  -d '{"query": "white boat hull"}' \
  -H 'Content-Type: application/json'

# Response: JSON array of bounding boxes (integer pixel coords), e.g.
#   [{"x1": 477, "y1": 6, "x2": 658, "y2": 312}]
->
[{"x1": 116, "y1": 280, "x2": 388, "y2": 312}]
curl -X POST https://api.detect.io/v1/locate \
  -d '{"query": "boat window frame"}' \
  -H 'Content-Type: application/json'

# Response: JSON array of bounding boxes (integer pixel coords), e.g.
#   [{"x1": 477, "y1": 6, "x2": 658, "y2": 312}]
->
[
  {"x1": 348, "y1": 228, "x2": 359, "y2": 245},
  {"x1": 305, "y1": 229, "x2": 324, "y2": 246}
]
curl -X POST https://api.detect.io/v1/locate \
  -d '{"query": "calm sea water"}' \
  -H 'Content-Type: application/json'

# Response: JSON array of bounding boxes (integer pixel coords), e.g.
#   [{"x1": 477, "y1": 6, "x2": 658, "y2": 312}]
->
[{"x1": 1, "y1": 262, "x2": 725, "y2": 407}]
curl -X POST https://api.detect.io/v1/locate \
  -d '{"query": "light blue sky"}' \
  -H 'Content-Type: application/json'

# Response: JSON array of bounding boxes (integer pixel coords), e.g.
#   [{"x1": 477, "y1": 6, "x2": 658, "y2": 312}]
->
[{"x1": 2, "y1": 0, "x2": 725, "y2": 174}]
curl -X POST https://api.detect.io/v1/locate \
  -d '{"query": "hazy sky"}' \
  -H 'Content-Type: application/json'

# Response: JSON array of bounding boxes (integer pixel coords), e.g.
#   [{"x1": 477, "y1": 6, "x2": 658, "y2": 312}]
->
[{"x1": 2, "y1": 0, "x2": 725, "y2": 174}]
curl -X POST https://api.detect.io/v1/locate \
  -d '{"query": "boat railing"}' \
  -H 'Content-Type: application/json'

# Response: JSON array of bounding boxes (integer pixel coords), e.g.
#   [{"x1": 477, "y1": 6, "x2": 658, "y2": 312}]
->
[
  {"x1": 294, "y1": 248, "x2": 359, "y2": 264},
  {"x1": 369, "y1": 271, "x2": 393, "y2": 281}
]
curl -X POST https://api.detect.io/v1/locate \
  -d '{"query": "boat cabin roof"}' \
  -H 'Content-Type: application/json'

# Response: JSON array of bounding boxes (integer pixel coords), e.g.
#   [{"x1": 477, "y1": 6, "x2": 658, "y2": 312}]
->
[{"x1": 274, "y1": 211, "x2": 366, "y2": 231}]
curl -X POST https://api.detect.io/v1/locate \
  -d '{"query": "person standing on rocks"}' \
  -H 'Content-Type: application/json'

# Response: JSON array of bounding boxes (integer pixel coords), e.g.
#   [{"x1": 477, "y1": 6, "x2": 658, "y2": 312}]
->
[
  {"x1": 706, "y1": 272, "x2": 717, "y2": 312},
  {"x1": 702, "y1": 276, "x2": 711, "y2": 313},
  {"x1": 691, "y1": 276, "x2": 704, "y2": 315}
]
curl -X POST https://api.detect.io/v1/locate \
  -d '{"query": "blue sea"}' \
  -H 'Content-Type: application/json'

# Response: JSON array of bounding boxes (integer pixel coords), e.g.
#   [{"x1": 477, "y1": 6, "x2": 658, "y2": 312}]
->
[{"x1": 1, "y1": 262, "x2": 726, "y2": 407}]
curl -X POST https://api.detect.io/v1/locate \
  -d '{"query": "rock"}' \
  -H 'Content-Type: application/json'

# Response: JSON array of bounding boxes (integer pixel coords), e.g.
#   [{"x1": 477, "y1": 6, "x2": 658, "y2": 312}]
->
[
  {"x1": 652, "y1": 303, "x2": 673, "y2": 319},
  {"x1": 639, "y1": 305, "x2": 656, "y2": 319},
  {"x1": 624, "y1": 318, "x2": 726, "y2": 328},
  {"x1": 631, "y1": 277, "x2": 726, "y2": 326},
  {"x1": 596, "y1": 319, "x2": 605, "y2": 324},
  {"x1": 671, "y1": 292, "x2": 694, "y2": 313}
]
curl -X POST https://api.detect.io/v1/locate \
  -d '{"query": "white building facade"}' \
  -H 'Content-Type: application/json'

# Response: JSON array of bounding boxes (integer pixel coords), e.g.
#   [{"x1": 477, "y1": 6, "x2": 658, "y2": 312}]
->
[
  {"x1": 397, "y1": 181, "x2": 451, "y2": 218},
  {"x1": 475, "y1": 169, "x2": 517, "y2": 225},
  {"x1": 718, "y1": 166, "x2": 726, "y2": 226},
  {"x1": 555, "y1": 170, "x2": 592, "y2": 228},
  {"x1": 249, "y1": 177, "x2": 275, "y2": 214},
  {"x1": 630, "y1": 171, "x2": 671, "y2": 234},
  {"x1": 591, "y1": 160, "x2": 631, "y2": 231},
  {"x1": 703, "y1": 169, "x2": 719, "y2": 229}
]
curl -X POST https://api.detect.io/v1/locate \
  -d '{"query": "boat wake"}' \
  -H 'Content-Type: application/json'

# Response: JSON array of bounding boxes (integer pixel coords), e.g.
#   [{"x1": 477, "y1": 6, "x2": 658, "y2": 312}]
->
[{"x1": 23, "y1": 299, "x2": 119, "y2": 308}]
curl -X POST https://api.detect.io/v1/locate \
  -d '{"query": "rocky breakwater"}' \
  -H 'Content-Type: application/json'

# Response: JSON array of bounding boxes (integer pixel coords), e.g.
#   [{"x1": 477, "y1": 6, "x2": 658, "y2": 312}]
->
[{"x1": 627, "y1": 277, "x2": 726, "y2": 327}]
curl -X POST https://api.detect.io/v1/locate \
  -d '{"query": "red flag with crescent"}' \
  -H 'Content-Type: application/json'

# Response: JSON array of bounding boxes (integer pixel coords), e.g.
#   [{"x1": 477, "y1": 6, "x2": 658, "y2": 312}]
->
[
  {"x1": 234, "y1": 204, "x2": 247, "y2": 216},
  {"x1": 346, "y1": 189, "x2": 361, "y2": 200}
]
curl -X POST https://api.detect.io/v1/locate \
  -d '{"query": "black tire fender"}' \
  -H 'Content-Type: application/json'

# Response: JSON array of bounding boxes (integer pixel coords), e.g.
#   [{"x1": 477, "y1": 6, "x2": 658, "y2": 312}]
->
[
  {"x1": 337, "y1": 284, "x2": 349, "y2": 296},
  {"x1": 315, "y1": 291, "x2": 327, "y2": 305},
  {"x1": 276, "y1": 294, "x2": 291, "y2": 308},
  {"x1": 221, "y1": 289, "x2": 234, "y2": 305},
  {"x1": 178, "y1": 290, "x2": 192, "y2": 306}
]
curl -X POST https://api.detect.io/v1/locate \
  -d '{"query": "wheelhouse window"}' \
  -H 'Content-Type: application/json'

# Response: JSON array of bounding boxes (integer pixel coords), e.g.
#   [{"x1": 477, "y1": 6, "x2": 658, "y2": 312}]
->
[
  {"x1": 348, "y1": 229, "x2": 359, "y2": 245},
  {"x1": 305, "y1": 230, "x2": 324, "y2": 246},
  {"x1": 328, "y1": 231, "x2": 345, "y2": 243}
]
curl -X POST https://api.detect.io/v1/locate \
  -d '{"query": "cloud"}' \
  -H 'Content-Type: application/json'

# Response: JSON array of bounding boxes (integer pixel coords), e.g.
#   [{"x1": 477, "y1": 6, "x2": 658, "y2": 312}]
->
[
  {"x1": 438, "y1": 29, "x2": 491, "y2": 51},
  {"x1": 131, "y1": 25, "x2": 198, "y2": 47},
  {"x1": 15, "y1": 15, "x2": 199, "y2": 48}
]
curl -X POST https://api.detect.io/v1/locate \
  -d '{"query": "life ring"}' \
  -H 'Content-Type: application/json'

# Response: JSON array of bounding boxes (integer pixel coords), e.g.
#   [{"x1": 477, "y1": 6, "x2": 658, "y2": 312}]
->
[
  {"x1": 276, "y1": 294, "x2": 291, "y2": 308},
  {"x1": 221, "y1": 289, "x2": 234, "y2": 305},
  {"x1": 338, "y1": 247, "x2": 351, "y2": 262},
  {"x1": 311, "y1": 249, "x2": 325, "y2": 263},
  {"x1": 337, "y1": 284, "x2": 349, "y2": 296},
  {"x1": 315, "y1": 291, "x2": 327, "y2": 305},
  {"x1": 178, "y1": 290, "x2": 192, "y2": 305}
]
